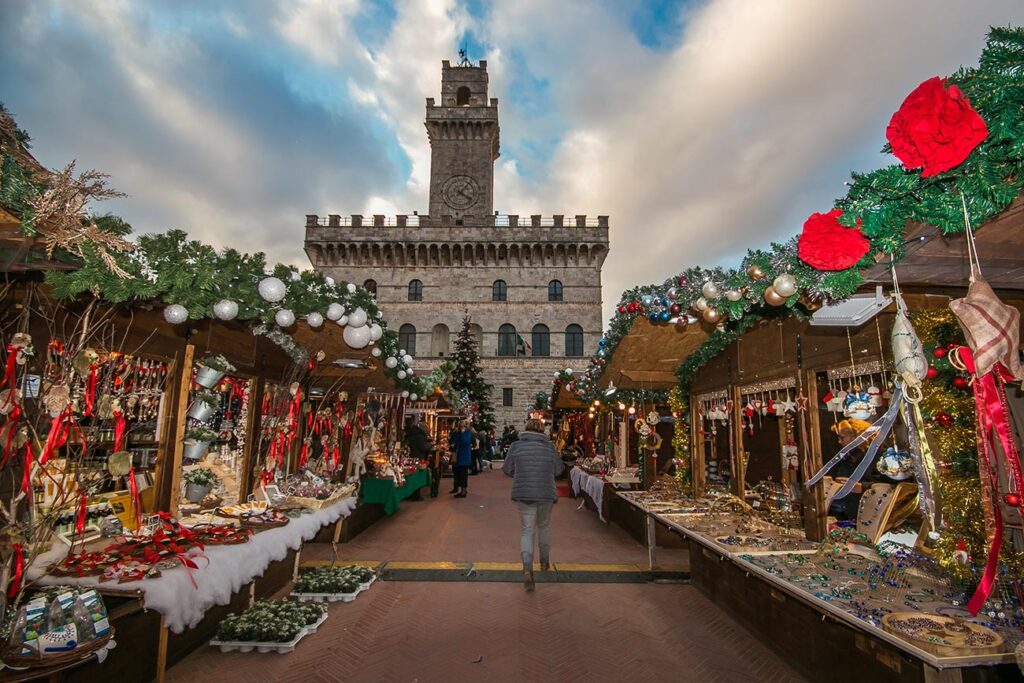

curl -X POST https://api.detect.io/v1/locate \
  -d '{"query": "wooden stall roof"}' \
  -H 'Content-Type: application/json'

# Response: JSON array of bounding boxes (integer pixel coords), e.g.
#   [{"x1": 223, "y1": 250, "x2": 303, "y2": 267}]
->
[
  {"x1": 552, "y1": 383, "x2": 586, "y2": 411},
  {"x1": 597, "y1": 317, "x2": 708, "y2": 390},
  {"x1": 862, "y1": 193, "x2": 1024, "y2": 290}
]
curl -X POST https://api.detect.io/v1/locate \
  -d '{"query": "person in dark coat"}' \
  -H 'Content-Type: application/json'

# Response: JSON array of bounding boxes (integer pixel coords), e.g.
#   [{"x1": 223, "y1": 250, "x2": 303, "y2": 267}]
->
[
  {"x1": 451, "y1": 420, "x2": 474, "y2": 498},
  {"x1": 404, "y1": 417, "x2": 437, "y2": 496},
  {"x1": 502, "y1": 418, "x2": 564, "y2": 591}
]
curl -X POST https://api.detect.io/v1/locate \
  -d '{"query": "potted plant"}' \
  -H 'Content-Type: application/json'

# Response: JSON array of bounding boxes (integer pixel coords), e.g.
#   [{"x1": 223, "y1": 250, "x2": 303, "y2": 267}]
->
[
  {"x1": 183, "y1": 467, "x2": 220, "y2": 501},
  {"x1": 195, "y1": 354, "x2": 235, "y2": 388},
  {"x1": 188, "y1": 389, "x2": 221, "y2": 421},
  {"x1": 183, "y1": 426, "x2": 219, "y2": 460}
]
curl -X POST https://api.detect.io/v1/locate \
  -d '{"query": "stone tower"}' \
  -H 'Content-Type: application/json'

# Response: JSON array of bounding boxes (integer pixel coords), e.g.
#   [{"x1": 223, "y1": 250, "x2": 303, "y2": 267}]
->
[
  {"x1": 304, "y1": 58, "x2": 609, "y2": 428},
  {"x1": 426, "y1": 60, "x2": 500, "y2": 219}
]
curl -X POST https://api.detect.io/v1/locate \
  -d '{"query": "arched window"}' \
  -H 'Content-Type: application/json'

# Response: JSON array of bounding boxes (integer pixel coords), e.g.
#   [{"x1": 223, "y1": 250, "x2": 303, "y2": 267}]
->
[
  {"x1": 399, "y1": 324, "x2": 417, "y2": 356},
  {"x1": 430, "y1": 323, "x2": 450, "y2": 357},
  {"x1": 492, "y1": 280, "x2": 507, "y2": 302},
  {"x1": 497, "y1": 324, "x2": 517, "y2": 357},
  {"x1": 456, "y1": 86, "x2": 471, "y2": 106},
  {"x1": 531, "y1": 324, "x2": 550, "y2": 357},
  {"x1": 469, "y1": 323, "x2": 483, "y2": 351},
  {"x1": 363, "y1": 279, "x2": 377, "y2": 295},
  {"x1": 565, "y1": 324, "x2": 584, "y2": 357},
  {"x1": 548, "y1": 280, "x2": 563, "y2": 302},
  {"x1": 408, "y1": 279, "x2": 423, "y2": 301}
]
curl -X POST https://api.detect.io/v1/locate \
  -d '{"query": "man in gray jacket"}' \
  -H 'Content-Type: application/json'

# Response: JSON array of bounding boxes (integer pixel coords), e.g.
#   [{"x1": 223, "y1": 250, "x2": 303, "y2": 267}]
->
[{"x1": 502, "y1": 418, "x2": 565, "y2": 591}]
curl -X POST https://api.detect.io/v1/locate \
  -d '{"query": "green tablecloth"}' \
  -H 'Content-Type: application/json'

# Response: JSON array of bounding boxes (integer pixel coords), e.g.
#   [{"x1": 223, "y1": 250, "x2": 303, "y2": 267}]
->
[{"x1": 359, "y1": 468, "x2": 431, "y2": 516}]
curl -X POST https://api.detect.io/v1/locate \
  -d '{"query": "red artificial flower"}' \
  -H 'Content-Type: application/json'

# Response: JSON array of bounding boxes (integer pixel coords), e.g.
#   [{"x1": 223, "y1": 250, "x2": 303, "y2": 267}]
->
[
  {"x1": 797, "y1": 209, "x2": 869, "y2": 271},
  {"x1": 886, "y1": 77, "x2": 988, "y2": 178}
]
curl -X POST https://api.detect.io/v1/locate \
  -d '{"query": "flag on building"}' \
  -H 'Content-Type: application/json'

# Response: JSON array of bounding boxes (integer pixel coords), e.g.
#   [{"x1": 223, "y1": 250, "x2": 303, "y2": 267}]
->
[{"x1": 515, "y1": 334, "x2": 531, "y2": 356}]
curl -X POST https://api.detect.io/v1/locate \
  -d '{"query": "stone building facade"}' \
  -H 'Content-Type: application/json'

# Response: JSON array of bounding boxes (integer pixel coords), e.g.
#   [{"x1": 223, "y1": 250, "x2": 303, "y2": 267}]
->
[{"x1": 304, "y1": 59, "x2": 609, "y2": 428}]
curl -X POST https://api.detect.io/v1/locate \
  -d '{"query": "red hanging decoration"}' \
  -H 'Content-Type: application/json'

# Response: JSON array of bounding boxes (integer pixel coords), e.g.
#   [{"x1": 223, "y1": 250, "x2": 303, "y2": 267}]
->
[
  {"x1": 20, "y1": 442, "x2": 33, "y2": 500},
  {"x1": 128, "y1": 466, "x2": 142, "y2": 531},
  {"x1": 886, "y1": 77, "x2": 988, "y2": 178},
  {"x1": 75, "y1": 492, "x2": 88, "y2": 534},
  {"x1": 7, "y1": 543, "x2": 24, "y2": 600},
  {"x1": 298, "y1": 442, "x2": 310, "y2": 470},
  {"x1": 39, "y1": 407, "x2": 72, "y2": 466},
  {"x1": 114, "y1": 410, "x2": 127, "y2": 452},
  {"x1": 0, "y1": 345, "x2": 17, "y2": 407},
  {"x1": 84, "y1": 364, "x2": 99, "y2": 417},
  {"x1": 1, "y1": 404, "x2": 22, "y2": 468}
]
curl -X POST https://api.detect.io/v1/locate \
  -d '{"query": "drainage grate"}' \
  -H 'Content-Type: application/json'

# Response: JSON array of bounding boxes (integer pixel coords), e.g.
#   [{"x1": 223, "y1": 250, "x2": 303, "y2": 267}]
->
[{"x1": 301, "y1": 560, "x2": 689, "y2": 584}]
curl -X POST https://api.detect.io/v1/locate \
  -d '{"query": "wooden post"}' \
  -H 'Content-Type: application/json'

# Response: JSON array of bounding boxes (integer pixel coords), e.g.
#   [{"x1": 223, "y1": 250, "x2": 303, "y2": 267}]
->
[
  {"x1": 689, "y1": 393, "x2": 705, "y2": 497},
  {"x1": 167, "y1": 344, "x2": 195, "y2": 517},
  {"x1": 155, "y1": 617, "x2": 170, "y2": 683},
  {"x1": 239, "y1": 377, "x2": 265, "y2": 500},
  {"x1": 803, "y1": 369, "x2": 827, "y2": 541},
  {"x1": 730, "y1": 384, "x2": 745, "y2": 498}
]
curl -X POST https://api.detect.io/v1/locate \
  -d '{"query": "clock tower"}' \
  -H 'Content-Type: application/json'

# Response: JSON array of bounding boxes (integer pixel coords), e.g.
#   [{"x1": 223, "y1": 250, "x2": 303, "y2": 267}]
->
[{"x1": 425, "y1": 59, "x2": 500, "y2": 220}]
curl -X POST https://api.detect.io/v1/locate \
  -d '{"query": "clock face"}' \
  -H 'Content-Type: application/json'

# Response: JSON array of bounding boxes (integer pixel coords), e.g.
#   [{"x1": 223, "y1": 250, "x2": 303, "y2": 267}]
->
[{"x1": 441, "y1": 175, "x2": 480, "y2": 211}]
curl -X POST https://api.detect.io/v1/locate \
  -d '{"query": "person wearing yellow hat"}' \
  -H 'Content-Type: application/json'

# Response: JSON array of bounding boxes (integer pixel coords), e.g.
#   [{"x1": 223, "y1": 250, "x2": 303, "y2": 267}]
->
[{"x1": 828, "y1": 418, "x2": 881, "y2": 521}]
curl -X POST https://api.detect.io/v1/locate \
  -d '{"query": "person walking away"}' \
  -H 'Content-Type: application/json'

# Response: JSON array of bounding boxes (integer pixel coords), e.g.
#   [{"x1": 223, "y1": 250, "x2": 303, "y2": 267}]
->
[
  {"x1": 502, "y1": 418, "x2": 564, "y2": 591},
  {"x1": 471, "y1": 427, "x2": 484, "y2": 475},
  {"x1": 451, "y1": 420, "x2": 474, "y2": 497},
  {"x1": 404, "y1": 417, "x2": 437, "y2": 497}
]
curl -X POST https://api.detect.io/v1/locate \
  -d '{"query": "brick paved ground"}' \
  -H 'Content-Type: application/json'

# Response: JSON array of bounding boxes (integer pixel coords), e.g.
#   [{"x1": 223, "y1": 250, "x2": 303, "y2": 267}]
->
[{"x1": 168, "y1": 470, "x2": 810, "y2": 683}]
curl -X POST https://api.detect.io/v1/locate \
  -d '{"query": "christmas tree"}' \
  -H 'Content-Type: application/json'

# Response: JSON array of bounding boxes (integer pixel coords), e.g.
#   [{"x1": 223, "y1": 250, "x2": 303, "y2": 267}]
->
[{"x1": 451, "y1": 315, "x2": 495, "y2": 433}]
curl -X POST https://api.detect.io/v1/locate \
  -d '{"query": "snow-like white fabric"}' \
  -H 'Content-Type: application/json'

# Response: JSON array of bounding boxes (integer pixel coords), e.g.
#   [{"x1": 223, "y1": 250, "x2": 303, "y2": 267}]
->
[
  {"x1": 27, "y1": 497, "x2": 357, "y2": 634},
  {"x1": 569, "y1": 467, "x2": 606, "y2": 522}
]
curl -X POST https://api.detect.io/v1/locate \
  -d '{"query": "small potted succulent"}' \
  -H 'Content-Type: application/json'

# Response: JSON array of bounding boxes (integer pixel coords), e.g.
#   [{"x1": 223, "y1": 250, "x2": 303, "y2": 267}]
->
[
  {"x1": 195, "y1": 354, "x2": 236, "y2": 389},
  {"x1": 188, "y1": 389, "x2": 221, "y2": 421},
  {"x1": 183, "y1": 426, "x2": 219, "y2": 460},
  {"x1": 183, "y1": 467, "x2": 220, "y2": 501}
]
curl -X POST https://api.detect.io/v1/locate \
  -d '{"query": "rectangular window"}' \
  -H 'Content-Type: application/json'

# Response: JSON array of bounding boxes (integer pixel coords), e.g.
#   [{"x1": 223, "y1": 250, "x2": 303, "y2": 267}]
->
[{"x1": 502, "y1": 388, "x2": 513, "y2": 407}]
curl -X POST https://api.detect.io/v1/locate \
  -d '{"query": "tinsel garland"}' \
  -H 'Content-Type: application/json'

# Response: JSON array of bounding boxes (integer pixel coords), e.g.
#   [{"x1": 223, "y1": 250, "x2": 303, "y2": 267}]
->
[{"x1": 668, "y1": 387, "x2": 692, "y2": 495}]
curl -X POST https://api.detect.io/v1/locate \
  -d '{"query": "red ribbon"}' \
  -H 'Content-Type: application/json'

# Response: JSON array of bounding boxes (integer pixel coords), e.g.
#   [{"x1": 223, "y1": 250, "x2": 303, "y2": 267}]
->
[
  {"x1": 7, "y1": 543, "x2": 24, "y2": 600},
  {"x1": 332, "y1": 446, "x2": 340, "y2": 472},
  {"x1": 958, "y1": 348, "x2": 1022, "y2": 615},
  {"x1": 298, "y1": 442, "x2": 310, "y2": 470},
  {"x1": 128, "y1": 466, "x2": 142, "y2": 531},
  {"x1": 21, "y1": 442, "x2": 33, "y2": 501},
  {"x1": 0, "y1": 345, "x2": 16, "y2": 406},
  {"x1": 114, "y1": 410, "x2": 127, "y2": 452},
  {"x1": 84, "y1": 364, "x2": 99, "y2": 417},
  {"x1": 39, "y1": 407, "x2": 72, "y2": 466},
  {"x1": 1, "y1": 404, "x2": 22, "y2": 468},
  {"x1": 75, "y1": 491, "x2": 88, "y2": 536}
]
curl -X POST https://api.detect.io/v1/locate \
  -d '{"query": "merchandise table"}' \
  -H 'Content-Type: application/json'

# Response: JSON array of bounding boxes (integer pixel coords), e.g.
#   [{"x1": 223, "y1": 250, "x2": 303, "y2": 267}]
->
[
  {"x1": 359, "y1": 468, "x2": 431, "y2": 516},
  {"x1": 569, "y1": 467, "x2": 610, "y2": 522}
]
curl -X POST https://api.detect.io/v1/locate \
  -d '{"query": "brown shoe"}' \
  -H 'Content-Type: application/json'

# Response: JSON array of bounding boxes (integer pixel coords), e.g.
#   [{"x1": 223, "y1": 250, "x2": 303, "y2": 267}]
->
[
  {"x1": 540, "y1": 561, "x2": 550, "y2": 572},
  {"x1": 524, "y1": 571, "x2": 535, "y2": 592}
]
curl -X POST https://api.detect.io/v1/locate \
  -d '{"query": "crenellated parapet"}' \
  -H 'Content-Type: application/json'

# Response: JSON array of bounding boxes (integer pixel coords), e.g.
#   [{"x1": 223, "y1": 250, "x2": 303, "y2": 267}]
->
[{"x1": 305, "y1": 214, "x2": 608, "y2": 228}]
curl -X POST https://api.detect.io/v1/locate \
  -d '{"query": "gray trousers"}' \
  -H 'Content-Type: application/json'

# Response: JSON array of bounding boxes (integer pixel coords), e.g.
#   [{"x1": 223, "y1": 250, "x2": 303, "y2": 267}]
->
[{"x1": 516, "y1": 500, "x2": 553, "y2": 569}]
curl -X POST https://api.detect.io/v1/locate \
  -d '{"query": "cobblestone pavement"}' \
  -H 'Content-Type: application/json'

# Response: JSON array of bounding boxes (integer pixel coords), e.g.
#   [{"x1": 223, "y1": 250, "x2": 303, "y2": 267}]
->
[{"x1": 168, "y1": 470, "x2": 809, "y2": 683}]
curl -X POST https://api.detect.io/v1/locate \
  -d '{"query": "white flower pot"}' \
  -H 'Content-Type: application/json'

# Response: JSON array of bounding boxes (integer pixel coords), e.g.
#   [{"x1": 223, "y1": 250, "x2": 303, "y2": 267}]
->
[
  {"x1": 188, "y1": 400, "x2": 218, "y2": 422},
  {"x1": 185, "y1": 482, "x2": 213, "y2": 502},
  {"x1": 195, "y1": 367, "x2": 225, "y2": 389},
  {"x1": 183, "y1": 440, "x2": 212, "y2": 461}
]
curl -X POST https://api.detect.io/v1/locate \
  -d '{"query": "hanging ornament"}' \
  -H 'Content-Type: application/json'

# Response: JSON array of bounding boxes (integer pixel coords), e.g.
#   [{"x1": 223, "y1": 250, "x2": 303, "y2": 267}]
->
[
  {"x1": 933, "y1": 347, "x2": 948, "y2": 359},
  {"x1": 275, "y1": 309, "x2": 296, "y2": 327},
  {"x1": 342, "y1": 323, "x2": 371, "y2": 349},
  {"x1": 564, "y1": 368, "x2": 574, "y2": 375},
  {"x1": 403, "y1": 354, "x2": 413, "y2": 365},
  {"x1": 338, "y1": 315, "x2": 349, "y2": 326},
  {"x1": 952, "y1": 376, "x2": 970, "y2": 390},
  {"x1": 702, "y1": 308, "x2": 722, "y2": 324},
  {"x1": 258, "y1": 277, "x2": 287, "y2": 302},
  {"x1": 666, "y1": 287, "x2": 678, "y2": 300},
  {"x1": 410, "y1": 393, "x2": 418, "y2": 401},
  {"x1": 674, "y1": 317, "x2": 688, "y2": 331},
  {"x1": 617, "y1": 306, "x2": 627, "y2": 315},
  {"x1": 763, "y1": 287, "x2": 786, "y2": 306},
  {"x1": 306, "y1": 312, "x2": 324, "y2": 328},
  {"x1": 933, "y1": 411, "x2": 953, "y2": 427},
  {"x1": 369, "y1": 323, "x2": 383, "y2": 341},
  {"x1": 1003, "y1": 492, "x2": 1022, "y2": 508},
  {"x1": 641, "y1": 294, "x2": 654, "y2": 306},
  {"x1": 669, "y1": 303, "x2": 682, "y2": 315},
  {"x1": 725, "y1": 290, "x2": 742, "y2": 302},
  {"x1": 371, "y1": 347, "x2": 382, "y2": 358},
  {"x1": 693, "y1": 297, "x2": 708, "y2": 312},
  {"x1": 348, "y1": 308, "x2": 368, "y2": 328},
  {"x1": 747, "y1": 265, "x2": 766, "y2": 281},
  {"x1": 772, "y1": 273, "x2": 797, "y2": 298},
  {"x1": 397, "y1": 370, "x2": 407, "y2": 379},
  {"x1": 213, "y1": 299, "x2": 239, "y2": 321},
  {"x1": 401, "y1": 390, "x2": 410, "y2": 398},
  {"x1": 701, "y1": 281, "x2": 720, "y2": 300},
  {"x1": 324, "y1": 276, "x2": 336, "y2": 287},
  {"x1": 326, "y1": 303, "x2": 344, "y2": 321},
  {"x1": 163, "y1": 304, "x2": 188, "y2": 324},
  {"x1": 386, "y1": 357, "x2": 399, "y2": 369},
  {"x1": 346, "y1": 283, "x2": 357, "y2": 293},
  {"x1": 925, "y1": 366, "x2": 939, "y2": 380}
]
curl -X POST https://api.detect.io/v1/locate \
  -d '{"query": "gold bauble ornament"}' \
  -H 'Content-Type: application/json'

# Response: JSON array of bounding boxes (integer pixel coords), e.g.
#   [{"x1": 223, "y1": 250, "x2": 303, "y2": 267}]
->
[
  {"x1": 773, "y1": 273, "x2": 797, "y2": 298},
  {"x1": 701, "y1": 281, "x2": 721, "y2": 300},
  {"x1": 724, "y1": 289, "x2": 742, "y2": 302},
  {"x1": 702, "y1": 308, "x2": 722, "y2": 324},
  {"x1": 764, "y1": 286, "x2": 787, "y2": 306},
  {"x1": 747, "y1": 265, "x2": 766, "y2": 281},
  {"x1": 693, "y1": 297, "x2": 708, "y2": 312},
  {"x1": 799, "y1": 294, "x2": 822, "y2": 311}
]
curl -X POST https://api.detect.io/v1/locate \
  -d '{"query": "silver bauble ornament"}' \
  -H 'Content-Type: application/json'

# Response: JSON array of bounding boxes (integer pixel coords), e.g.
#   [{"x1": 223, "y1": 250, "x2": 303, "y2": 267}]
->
[
  {"x1": 397, "y1": 370, "x2": 407, "y2": 379},
  {"x1": 338, "y1": 315, "x2": 348, "y2": 326},
  {"x1": 348, "y1": 307, "x2": 368, "y2": 328},
  {"x1": 326, "y1": 303, "x2": 344, "y2": 321},
  {"x1": 306, "y1": 312, "x2": 324, "y2": 328},
  {"x1": 346, "y1": 283, "x2": 357, "y2": 293},
  {"x1": 773, "y1": 273, "x2": 797, "y2": 298},
  {"x1": 694, "y1": 297, "x2": 708, "y2": 312},
  {"x1": 410, "y1": 393, "x2": 418, "y2": 401},
  {"x1": 324, "y1": 276, "x2": 336, "y2": 287},
  {"x1": 764, "y1": 286, "x2": 787, "y2": 306},
  {"x1": 342, "y1": 323, "x2": 371, "y2": 349},
  {"x1": 258, "y1": 277, "x2": 286, "y2": 302},
  {"x1": 701, "y1": 281, "x2": 720, "y2": 300},
  {"x1": 369, "y1": 323, "x2": 383, "y2": 341},
  {"x1": 401, "y1": 390, "x2": 410, "y2": 398},
  {"x1": 725, "y1": 290, "x2": 742, "y2": 302},
  {"x1": 213, "y1": 299, "x2": 238, "y2": 321},
  {"x1": 371, "y1": 347, "x2": 382, "y2": 357},
  {"x1": 667, "y1": 287, "x2": 678, "y2": 300},
  {"x1": 385, "y1": 357, "x2": 399, "y2": 369},
  {"x1": 275, "y1": 309, "x2": 296, "y2": 328},
  {"x1": 402, "y1": 354, "x2": 413, "y2": 365},
  {"x1": 163, "y1": 304, "x2": 188, "y2": 324}
]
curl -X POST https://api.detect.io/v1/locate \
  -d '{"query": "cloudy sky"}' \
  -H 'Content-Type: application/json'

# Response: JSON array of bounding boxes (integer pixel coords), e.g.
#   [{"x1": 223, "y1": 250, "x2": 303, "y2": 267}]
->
[{"x1": 2, "y1": 0, "x2": 1022, "y2": 322}]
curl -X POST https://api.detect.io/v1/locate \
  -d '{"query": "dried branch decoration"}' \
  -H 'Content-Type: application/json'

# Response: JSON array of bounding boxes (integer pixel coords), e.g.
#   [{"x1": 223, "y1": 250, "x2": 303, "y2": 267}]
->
[{"x1": 27, "y1": 161, "x2": 135, "y2": 278}]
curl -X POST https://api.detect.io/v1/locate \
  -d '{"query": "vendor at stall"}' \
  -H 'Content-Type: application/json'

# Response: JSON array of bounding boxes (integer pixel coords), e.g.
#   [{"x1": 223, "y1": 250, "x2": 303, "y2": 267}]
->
[
  {"x1": 828, "y1": 418, "x2": 883, "y2": 521},
  {"x1": 404, "y1": 416, "x2": 437, "y2": 497}
]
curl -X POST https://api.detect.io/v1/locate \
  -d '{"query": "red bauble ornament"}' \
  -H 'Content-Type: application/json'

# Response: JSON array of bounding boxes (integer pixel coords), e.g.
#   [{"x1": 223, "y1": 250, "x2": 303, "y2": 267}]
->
[
  {"x1": 952, "y1": 376, "x2": 970, "y2": 390},
  {"x1": 933, "y1": 347, "x2": 947, "y2": 359},
  {"x1": 677, "y1": 276, "x2": 688, "y2": 287},
  {"x1": 933, "y1": 411, "x2": 953, "y2": 427},
  {"x1": 797, "y1": 209, "x2": 870, "y2": 271},
  {"x1": 627, "y1": 302, "x2": 638, "y2": 314},
  {"x1": 669, "y1": 303, "x2": 682, "y2": 316},
  {"x1": 617, "y1": 306, "x2": 627, "y2": 315},
  {"x1": 886, "y1": 77, "x2": 988, "y2": 178},
  {"x1": 926, "y1": 366, "x2": 939, "y2": 380},
  {"x1": 1003, "y1": 492, "x2": 1022, "y2": 508},
  {"x1": 946, "y1": 342, "x2": 957, "y2": 350}
]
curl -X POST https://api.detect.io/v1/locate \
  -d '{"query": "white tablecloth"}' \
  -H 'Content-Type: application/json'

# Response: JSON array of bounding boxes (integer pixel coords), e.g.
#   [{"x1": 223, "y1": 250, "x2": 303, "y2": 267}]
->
[
  {"x1": 569, "y1": 467, "x2": 607, "y2": 522},
  {"x1": 28, "y1": 496, "x2": 358, "y2": 634}
]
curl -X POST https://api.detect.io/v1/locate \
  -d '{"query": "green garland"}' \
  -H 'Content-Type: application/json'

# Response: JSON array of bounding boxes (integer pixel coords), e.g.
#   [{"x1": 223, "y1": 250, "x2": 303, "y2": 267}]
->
[{"x1": 553, "y1": 26, "x2": 1024, "y2": 413}]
